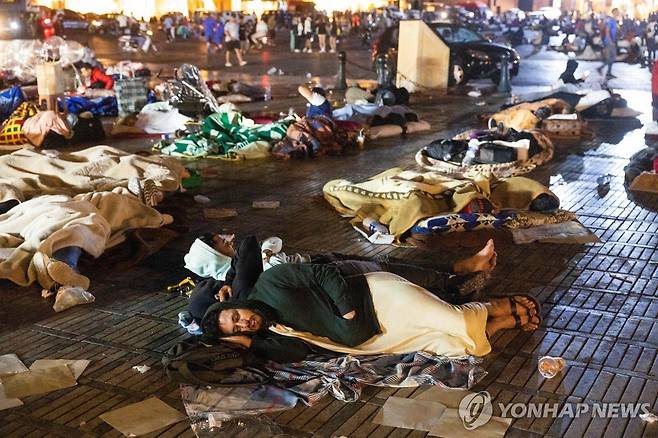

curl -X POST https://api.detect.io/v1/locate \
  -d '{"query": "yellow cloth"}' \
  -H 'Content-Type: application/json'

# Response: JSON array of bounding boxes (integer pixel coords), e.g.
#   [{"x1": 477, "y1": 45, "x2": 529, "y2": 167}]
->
[
  {"x1": 490, "y1": 98, "x2": 571, "y2": 131},
  {"x1": 323, "y1": 168, "x2": 556, "y2": 238},
  {"x1": 270, "y1": 272, "x2": 491, "y2": 358},
  {"x1": 0, "y1": 146, "x2": 185, "y2": 203}
]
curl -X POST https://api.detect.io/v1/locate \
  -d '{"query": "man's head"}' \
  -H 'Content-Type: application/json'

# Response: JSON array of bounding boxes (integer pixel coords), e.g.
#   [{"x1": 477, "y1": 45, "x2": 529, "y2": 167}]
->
[
  {"x1": 199, "y1": 232, "x2": 236, "y2": 257},
  {"x1": 183, "y1": 233, "x2": 235, "y2": 280},
  {"x1": 611, "y1": 8, "x2": 619, "y2": 19},
  {"x1": 201, "y1": 302, "x2": 266, "y2": 337},
  {"x1": 79, "y1": 62, "x2": 93, "y2": 76}
]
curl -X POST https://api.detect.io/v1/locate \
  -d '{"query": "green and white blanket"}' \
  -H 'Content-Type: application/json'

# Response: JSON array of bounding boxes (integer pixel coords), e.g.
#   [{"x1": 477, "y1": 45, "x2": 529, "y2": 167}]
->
[{"x1": 154, "y1": 111, "x2": 293, "y2": 159}]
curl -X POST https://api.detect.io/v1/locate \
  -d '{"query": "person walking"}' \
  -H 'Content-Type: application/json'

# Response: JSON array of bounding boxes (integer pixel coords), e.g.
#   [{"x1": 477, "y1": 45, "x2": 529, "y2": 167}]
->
[
  {"x1": 303, "y1": 15, "x2": 313, "y2": 53},
  {"x1": 224, "y1": 15, "x2": 247, "y2": 67},
  {"x1": 597, "y1": 8, "x2": 620, "y2": 79}
]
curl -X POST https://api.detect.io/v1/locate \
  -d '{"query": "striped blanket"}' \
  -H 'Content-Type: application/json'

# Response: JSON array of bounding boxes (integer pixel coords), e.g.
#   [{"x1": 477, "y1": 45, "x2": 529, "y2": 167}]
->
[
  {"x1": 155, "y1": 111, "x2": 292, "y2": 159},
  {"x1": 181, "y1": 352, "x2": 485, "y2": 430}
]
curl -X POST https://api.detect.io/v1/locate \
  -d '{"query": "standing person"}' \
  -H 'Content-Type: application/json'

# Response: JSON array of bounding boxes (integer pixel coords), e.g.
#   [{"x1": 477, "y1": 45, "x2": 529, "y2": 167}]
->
[
  {"x1": 203, "y1": 13, "x2": 217, "y2": 52},
  {"x1": 647, "y1": 16, "x2": 657, "y2": 64},
  {"x1": 316, "y1": 16, "x2": 327, "y2": 52},
  {"x1": 224, "y1": 15, "x2": 247, "y2": 67},
  {"x1": 163, "y1": 15, "x2": 175, "y2": 43},
  {"x1": 329, "y1": 17, "x2": 339, "y2": 53},
  {"x1": 212, "y1": 17, "x2": 225, "y2": 52},
  {"x1": 267, "y1": 13, "x2": 277, "y2": 44},
  {"x1": 294, "y1": 16, "x2": 305, "y2": 53},
  {"x1": 597, "y1": 8, "x2": 620, "y2": 79},
  {"x1": 303, "y1": 15, "x2": 313, "y2": 53},
  {"x1": 239, "y1": 16, "x2": 250, "y2": 53},
  {"x1": 116, "y1": 11, "x2": 128, "y2": 35}
]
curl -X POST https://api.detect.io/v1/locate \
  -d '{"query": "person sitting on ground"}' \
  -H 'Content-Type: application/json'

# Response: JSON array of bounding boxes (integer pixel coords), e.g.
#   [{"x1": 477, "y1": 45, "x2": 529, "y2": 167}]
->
[
  {"x1": 181, "y1": 233, "x2": 498, "y2": 329},
  {"x1": 200, "y1": 262, "x2": 540, "y2": 363},
  {"x1": 298, "y1": 84, "x2": 332, "y2": 118},
  {"x1": 78, "y1": 63, "x2": 114, "y2": 90},
  {"x1": 558, "y1": 59, "x2": 585, "y2": 85}
]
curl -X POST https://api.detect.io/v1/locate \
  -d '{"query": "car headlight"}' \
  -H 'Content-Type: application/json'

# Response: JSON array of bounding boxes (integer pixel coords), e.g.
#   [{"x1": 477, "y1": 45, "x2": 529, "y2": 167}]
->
[
  {"x1": 9, "y1": 21, "x2": 20, "y2": 30},
  {"x1": 92, "y1": 20, "x2": 102, "y2": 26},
  {"x1": 468, "y1": 49, "x2": 490, "y2": 61}
]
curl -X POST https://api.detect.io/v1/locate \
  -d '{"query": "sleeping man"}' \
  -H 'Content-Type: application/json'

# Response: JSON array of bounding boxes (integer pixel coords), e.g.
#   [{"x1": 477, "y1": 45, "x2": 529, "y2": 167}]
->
[
  {"x1": 180, "y1": 232, "x2": 501, "y2": 334},
  {"x1": 199, "y1": 262, "x2": 541, "y2": 363}
]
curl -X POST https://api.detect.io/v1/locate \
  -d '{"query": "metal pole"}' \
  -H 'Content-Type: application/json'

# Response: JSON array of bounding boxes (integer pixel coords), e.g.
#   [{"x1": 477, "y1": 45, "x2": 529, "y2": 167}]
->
[
  {"x1": 497, "y1": 53, "x2": 512, "y2": 94},
  {"x1": 376, "y1": 53, "x2": 387, "y2": 87},
  {"x1": 336, "y1": 51, "x2": 347, "y2": 90}
]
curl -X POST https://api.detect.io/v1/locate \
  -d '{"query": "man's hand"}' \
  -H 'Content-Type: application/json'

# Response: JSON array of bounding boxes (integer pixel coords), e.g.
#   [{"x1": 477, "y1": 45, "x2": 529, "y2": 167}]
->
[
  {"x1": 215, "y1": 285, "x2": 232, "y2": 302},
  {"x1": 342, "y1": 310, "x2": 356, "y2": 320}
]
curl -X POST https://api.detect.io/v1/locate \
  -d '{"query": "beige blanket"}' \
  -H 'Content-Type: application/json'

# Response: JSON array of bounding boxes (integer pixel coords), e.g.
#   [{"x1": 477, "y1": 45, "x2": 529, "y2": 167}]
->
[
  {"x1": 0, "y1": 189, "x2": 171, "y2": 287},
  {"x1": 0, "y1": 146, "x2": 185, "y2": 203},
  {"x1": 323, "y1": 168, "x2": 556, "y2": 238}
]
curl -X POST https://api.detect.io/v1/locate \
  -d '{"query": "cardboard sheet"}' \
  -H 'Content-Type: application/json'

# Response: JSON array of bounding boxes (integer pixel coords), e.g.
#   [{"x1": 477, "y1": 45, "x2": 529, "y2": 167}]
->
[
  {"x1": 0, "y1": 354, "x2": 28, "y2": 376},
  {"x1": 372, "y1": 396, "x2": 446, "y2": 431},
  {"x1": 428, "y1": 408, "x2": 512, "y2": 438},
  {"x1": 0, "y1": 354, "x2": 28, "y2": 411},
  {"x1": 0, "y1": 365, "x2": 77, "y2": 398},
  {"x1": 30, "y1": 359, "x2": 90, "y2": 380},
  {"x1": 511, "y1": 221, "x2": 600, "y2": 245},
  {"x1": 100, "y1": 397, "x2": 186, "y2": 436},
  {"x1": 414, "y1": 386, "x2": 471, "y2": 409}
]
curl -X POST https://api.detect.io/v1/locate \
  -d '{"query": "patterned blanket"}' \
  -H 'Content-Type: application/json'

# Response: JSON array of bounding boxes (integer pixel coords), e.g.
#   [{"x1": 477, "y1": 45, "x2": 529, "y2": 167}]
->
[
  {"x1": 181, "y1": 352, "x2": 485, "y2": 432},
  {"x1": 155, "y1": 111, "x2": 291, "y2": 159}
]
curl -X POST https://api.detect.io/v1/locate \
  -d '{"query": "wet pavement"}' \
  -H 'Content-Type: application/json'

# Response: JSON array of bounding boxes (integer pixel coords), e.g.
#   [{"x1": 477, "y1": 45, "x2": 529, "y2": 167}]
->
[{"x1": 0, "y1": 32, "x2": 656, "y2": 437}]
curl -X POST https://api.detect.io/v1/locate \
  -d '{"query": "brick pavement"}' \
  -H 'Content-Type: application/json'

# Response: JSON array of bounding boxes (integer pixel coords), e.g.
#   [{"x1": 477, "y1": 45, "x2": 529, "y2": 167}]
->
[{"x1": 0, "y1": 91, "x2": 655, "y2": 437}]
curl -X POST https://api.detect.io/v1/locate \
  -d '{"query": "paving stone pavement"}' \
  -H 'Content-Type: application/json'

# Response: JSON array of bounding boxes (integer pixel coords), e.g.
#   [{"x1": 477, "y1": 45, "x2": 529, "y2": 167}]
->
[{"x1": 0, "y1": 89, "x2": 655, "y2": 437}]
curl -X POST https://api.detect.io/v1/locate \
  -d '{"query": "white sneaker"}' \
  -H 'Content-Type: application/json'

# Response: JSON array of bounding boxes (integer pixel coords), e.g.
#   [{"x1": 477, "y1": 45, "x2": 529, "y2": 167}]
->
[
  {"x1": 294, "y1": 49, "x2": 301, "y2": 53},
  {"x1": 239, "y1": 61, "x2": 247, "y2": 66},
  {"x1": 225, "y1": 62, "x2": 233, "y2": 67},
  {"x1": 329, "y1": 49, "x2": 336, "y2": 53},
  {"x1": 320, "y1": 49, "x2": 326, "y2": 53},
  {"x1": 307, "y1": 49, "x2": 313, "y2": 53}
]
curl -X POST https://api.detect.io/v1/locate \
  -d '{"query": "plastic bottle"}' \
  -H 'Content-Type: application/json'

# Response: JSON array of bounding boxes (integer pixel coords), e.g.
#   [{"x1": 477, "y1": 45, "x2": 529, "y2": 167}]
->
[
  {"x1": 538, "y1": 356, "x2": 565, "y2": 378},
  {"x1": 363, "y1": 218, "x2": 389, "y2": 234},
  {"x1": 462, "y1": 138, "x2": 480, "y2": 165}
]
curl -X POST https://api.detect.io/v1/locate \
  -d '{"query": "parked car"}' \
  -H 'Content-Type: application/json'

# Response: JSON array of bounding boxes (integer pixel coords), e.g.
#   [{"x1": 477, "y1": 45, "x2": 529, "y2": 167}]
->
[
  {"x1": 87, "y1": 13, "x2": 117, "y2": 34},
  {"x1": 56, "y1": 9, "x2": 88, "y2": 31},
  {"x1": 372, "y1": 23, "x2": 520, "y2": 86},
  {"x1": 0, "y1": 0, "x2": 30, "y2": 40}
]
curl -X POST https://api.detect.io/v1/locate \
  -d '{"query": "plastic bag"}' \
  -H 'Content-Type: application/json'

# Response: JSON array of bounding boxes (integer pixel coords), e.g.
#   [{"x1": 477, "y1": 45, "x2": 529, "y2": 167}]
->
[{"x1": 53, "y1": 286, "x2": 95, "y2": 312}]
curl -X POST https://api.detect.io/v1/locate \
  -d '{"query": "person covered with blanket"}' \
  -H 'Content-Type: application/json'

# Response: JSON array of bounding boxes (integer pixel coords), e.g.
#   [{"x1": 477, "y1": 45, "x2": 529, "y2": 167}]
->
[{"x1": 200, "y1": 260, "x2": 541, "y2": 363}]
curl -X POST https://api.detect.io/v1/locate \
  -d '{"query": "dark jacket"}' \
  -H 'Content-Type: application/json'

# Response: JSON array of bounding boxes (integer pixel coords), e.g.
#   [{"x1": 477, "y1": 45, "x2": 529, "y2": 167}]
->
[{"x1": 204, "y1": 263, "x2": 381, "y2": 363}]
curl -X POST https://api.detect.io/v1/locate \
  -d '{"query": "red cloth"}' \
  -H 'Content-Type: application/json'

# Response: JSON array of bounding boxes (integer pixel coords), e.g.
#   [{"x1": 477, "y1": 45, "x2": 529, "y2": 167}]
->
[
  {"x1": 652, "y1": 61, "x2": 658, "y2": 97},
  {"x1": 91, "y1": 68, "x2": 114, "y2": 90}
]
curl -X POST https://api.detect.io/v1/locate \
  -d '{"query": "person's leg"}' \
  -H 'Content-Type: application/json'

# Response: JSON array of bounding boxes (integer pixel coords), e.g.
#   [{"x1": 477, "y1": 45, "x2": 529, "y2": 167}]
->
[
  {"x1": 606, "y1": 45, "x2": 615, "y2": 76},
  {"x1": 236, "y1": 48, "x2": 245, "y2": 65},
  {"x1": 228, "y1": 235, "x2": 263, "y2": 301},
  {"x1": 52, "y1": 246, "x2": 82, "y2": 270}
]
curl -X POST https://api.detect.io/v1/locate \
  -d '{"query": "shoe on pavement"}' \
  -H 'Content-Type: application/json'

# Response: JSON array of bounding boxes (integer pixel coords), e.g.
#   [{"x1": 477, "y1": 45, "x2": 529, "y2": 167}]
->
[
  {"x1": 294, "y1": 49, "x2": 301, "y2": 53},
  {"x1": 225, "y1": 62, "x2": 233, "y2": 67},
  {"x1": 606, "y1": 74, "x2": 617, "y2": 79},
  {"x1": 47, "y1": 260, "x2": 90, "y2": 290},
  {"x1": 239, "y1": 61, "x2": 247, "y2": 66}
]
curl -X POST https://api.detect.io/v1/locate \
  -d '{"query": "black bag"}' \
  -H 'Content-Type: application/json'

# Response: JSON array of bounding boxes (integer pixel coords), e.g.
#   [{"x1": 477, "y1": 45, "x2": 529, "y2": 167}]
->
[
  {"x1": 422, "y1": 139, "x2": 469, "y2": 162},
  {"x1": 476, "y1": 143, "x2": 517, "y2": 164},
  {"x1": 71, "y1": 115, "x2": 105, "y2": 143},
  {"x1": 162, "y1": 337, "x2": 269, "y2": 386}
]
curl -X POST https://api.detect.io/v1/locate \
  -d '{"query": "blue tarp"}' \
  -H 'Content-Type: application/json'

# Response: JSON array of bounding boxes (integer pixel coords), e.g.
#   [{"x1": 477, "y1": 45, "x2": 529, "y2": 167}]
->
[
  {"x1": 63, "y1": 95, "x2": 118, "y2": 117},
  {"x1": 0, "y1": 86, "x2": 24, "y2": 123}
]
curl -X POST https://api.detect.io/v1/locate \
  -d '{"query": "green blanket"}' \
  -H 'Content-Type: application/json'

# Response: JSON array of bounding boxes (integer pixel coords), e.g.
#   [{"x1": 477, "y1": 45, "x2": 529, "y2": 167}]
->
[{"x1": 154, "y1": 111, "x2": 292, "y2": 159}]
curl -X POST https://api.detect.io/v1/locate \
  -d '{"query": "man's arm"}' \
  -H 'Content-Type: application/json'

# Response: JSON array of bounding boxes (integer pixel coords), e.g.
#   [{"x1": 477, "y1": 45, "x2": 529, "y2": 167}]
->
[{"x1": 250, "y1": 334, "x2": 315, "y2": 363}]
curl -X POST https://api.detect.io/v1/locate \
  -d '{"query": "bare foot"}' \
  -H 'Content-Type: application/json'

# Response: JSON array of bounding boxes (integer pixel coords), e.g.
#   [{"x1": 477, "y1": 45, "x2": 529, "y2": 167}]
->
[
  {"x1": 487, "y1": 295, "x2": 537, "y2": 318},
  {"x1": 453, "y1": 239, "x2": 496, "y2": 274}
]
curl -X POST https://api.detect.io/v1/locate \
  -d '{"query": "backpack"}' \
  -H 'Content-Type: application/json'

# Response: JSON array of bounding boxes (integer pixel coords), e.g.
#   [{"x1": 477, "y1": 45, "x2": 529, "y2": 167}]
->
[{"x1": 162, "y1": 336, "x2": 269, "y2": 386}]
